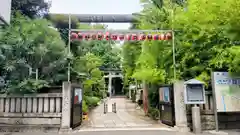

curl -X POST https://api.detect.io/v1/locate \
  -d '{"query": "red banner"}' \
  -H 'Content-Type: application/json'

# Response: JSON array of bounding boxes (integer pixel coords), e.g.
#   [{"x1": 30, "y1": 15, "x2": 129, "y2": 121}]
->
[{"x1": 70, "y1": 32, "x2": 172, "y2": 41}]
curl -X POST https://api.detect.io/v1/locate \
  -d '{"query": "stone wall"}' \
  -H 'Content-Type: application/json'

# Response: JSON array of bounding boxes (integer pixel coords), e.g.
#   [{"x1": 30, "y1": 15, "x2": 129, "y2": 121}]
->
[
  {"x1": 0, "y1": 93, "x2": 62, "y2": 132},
  {"x1": 187, "y1": 110, "x2": 215, "y2": 130},
  {"x1": 218, "y1": 112, "x2": 240, "y2": 129}
]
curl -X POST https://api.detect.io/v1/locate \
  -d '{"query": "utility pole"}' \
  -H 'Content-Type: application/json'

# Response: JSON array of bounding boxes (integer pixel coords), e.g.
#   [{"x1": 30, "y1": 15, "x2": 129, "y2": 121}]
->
[
  {"x1": 171, "y1": 0, "x2": 176, "y2": 81},
  {"x1": 67, "y1": 14, "x2": 71, "y2": 82}
]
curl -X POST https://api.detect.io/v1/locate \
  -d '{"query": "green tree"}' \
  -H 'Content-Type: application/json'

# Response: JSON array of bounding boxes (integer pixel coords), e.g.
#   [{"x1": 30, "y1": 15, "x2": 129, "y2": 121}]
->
[
  {"x1": 73, "y1": 52, "x2": 104, "y2": 97},
  {"x1": 47, "y1": 15, "x2": 121, "y2": 69},
  {"x1": 47, "y1": 15, "x2": 121, "y2": 98},
  {"x1": 122, "y1": 41, "x2": 141, "y2": 85},
  {"x1": 0, "y1": 14, "x2": 68, "y2": 93},
  {"x1": 121, "y1": 0, "x2": 240, "y2": 110},
  {"x1": 126, "y1": 0, "x2": 240, "y2": 86},
  {"x1": 12, "y1": 0, "x2": 50, "y2": 18}
]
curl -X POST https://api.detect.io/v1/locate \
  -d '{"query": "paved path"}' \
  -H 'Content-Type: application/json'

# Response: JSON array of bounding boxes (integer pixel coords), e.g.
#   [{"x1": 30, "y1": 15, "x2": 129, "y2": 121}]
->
[
  {"x1": 78, "y1": 97, "x2": 171, "y2": 129},
  {"x1": 1, "y1": 129, "x2": 229, "y2": 135}
]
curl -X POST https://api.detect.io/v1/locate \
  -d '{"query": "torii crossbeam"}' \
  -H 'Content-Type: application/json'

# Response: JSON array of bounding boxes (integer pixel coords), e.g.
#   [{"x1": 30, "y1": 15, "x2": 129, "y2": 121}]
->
[{"x1": 51, "y1": 13, "x2": 138, "y2": 23}]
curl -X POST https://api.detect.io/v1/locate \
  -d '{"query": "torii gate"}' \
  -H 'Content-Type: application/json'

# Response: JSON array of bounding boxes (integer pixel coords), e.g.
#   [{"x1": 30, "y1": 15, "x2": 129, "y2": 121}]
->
[
  {"x1": 64, "y1": 13, "x2": 175, "y2": 116},
  {"x1": 103, "y1": 71, "x2": 123, "y2": 96}
]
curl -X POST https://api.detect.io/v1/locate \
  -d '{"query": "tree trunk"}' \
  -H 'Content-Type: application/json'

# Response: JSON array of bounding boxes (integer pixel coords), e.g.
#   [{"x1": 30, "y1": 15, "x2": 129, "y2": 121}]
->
[{"x1": 143, "y1": 80, "x2": 148, "y2": 115}]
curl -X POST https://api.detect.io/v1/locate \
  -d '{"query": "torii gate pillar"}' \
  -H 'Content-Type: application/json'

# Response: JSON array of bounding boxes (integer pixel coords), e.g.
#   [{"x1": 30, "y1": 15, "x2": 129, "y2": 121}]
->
[{"x1": 108, "y1": 72, "x2": 113, "y2": 97}]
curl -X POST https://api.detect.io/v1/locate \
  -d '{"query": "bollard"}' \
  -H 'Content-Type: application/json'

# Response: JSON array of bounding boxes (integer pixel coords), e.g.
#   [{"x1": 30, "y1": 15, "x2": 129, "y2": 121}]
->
[
  {"x1": 104, "y1": 102, "x2": 108, "y2": 114},
  {"x1": 103, "y1": 103, "x2": 106, "y2": 114},
  {"x1": 112, "y1": 103, "x2": 114, "y2": 113},
  {"x1": 114, "y1": 102, "x2": 117, "y2": 113},
  {"x1": 112, "y1": 102, "x2": 117, "y2": 113}
]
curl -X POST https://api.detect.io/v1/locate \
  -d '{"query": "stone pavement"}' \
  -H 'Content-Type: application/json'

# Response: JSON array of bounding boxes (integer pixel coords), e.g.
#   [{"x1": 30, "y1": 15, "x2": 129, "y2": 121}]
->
[
  {"x1": 0, "y1": 129, "x2": 233, "y2": 135},
  {"x1": 78, "y1": 97, "x2": 171, "y2": 129}
]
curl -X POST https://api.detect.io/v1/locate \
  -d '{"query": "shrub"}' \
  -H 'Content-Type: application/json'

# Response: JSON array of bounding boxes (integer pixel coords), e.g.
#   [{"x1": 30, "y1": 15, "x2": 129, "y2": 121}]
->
[
  {"x1": 148, "y1": 84, "x2": 159, "y2": 108},
  {"x1": 82, "y1": 100, "x2": 88, "y2": 113},
  {"x1": 85, "y1": 96, "x2": 101, "y2": 107},
  {"x1": 5, "y1": 79, "x2": 49, "y2": 94},
  {"x1": 148, "y1": 107, "x2": 159, "y2": 120},
  {"x1": 92, "y1": 90, "x2": 104, "y2": 98}
]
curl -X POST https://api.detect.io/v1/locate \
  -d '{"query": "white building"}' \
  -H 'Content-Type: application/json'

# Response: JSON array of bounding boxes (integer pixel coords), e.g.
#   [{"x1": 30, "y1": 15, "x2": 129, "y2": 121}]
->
[{"x1": 0, "y1": 0, "x2": 12, "y2": 25}]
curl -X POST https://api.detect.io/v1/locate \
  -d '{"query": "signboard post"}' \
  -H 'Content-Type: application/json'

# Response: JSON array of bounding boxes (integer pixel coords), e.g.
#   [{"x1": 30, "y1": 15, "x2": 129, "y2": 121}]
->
[
  {"x1": 211, "y1": 72, "x2": 240, "y2": 132},
  {"x1": 184, "y1": 79, "x2": 205, "y2": 134},
  {"x1": 212, "y1": 72, "x2": 240, "y2": 112}
]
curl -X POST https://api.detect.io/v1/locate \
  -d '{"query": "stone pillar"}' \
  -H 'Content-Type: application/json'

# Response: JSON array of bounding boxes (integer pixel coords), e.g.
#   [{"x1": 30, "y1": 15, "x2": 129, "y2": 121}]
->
[
  {"x1": 103, "y1": 83, "x2": 106, "y2": 98},
  {"x1": 108, "y1": 73, "x2": 112, "y2": 97},
  {"x1": 60, "y1": 82, "x2": 72, "y2": 131},
  {"x1": 173, "y1": 81, "x2": 190, "y2": 132},
  {"x1": 192, "y1": 106, "x2": 202, "y2": 134}
]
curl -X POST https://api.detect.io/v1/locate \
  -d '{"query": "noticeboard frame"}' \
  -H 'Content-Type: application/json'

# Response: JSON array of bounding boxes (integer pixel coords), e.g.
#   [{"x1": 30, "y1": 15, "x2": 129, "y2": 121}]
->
[{"x1": 184, "y1": 84, "x2": 206, "y2": 104}]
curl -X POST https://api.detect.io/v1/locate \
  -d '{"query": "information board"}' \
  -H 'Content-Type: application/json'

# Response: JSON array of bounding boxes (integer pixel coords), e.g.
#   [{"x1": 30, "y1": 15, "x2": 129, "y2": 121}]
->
[
  {"x1": 163, "y1": 87, "x2": 170, "y2": 102},
  {"x1": 184, "y1": 79, "x2": 205, "y2": 104},
  {"x1": 186, "y1": 85, "x2": 204, "y2": 102},
  {"x1": 159, "y1": 87, "x2": 170, "y2": 102},
  {"x1": 212, "y1": 72, "x2": 240, "y2": 112},
  {"x1": 75, "y1": 88, "x2": 82, "y2": 103},
  {"x1": 71, "y1": 86, "x2": 83, "y2": 128},
  {"x1": 159, "y1": 88, "x2": 164, "y2": 101}
]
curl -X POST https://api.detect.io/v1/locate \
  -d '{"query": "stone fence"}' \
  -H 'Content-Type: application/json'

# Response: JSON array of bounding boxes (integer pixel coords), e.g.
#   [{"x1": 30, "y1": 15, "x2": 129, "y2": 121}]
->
[
  {"x1": 0, "y1": 93, "x2": 62, "y2": 132},
  {"x1": 186, "y1": 91, "x2": 240, "y2": 130},
  {"x1": 0, "y1": 82, "x2": 75, "y2": 132}
]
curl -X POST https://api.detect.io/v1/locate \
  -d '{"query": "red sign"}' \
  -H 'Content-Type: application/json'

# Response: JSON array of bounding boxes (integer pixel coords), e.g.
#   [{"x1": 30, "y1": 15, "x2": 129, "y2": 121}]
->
[{"x1": 74, "y1": 95, "x2": 79, "y2": 104}]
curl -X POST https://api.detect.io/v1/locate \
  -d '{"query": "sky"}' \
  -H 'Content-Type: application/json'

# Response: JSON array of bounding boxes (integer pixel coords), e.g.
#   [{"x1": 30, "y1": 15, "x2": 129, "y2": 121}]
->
[{"x1": 49, "y1": 0, "x2": 143, "y2": 29}]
